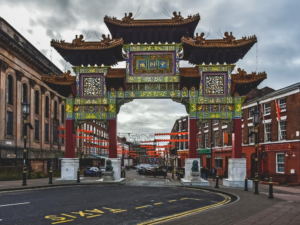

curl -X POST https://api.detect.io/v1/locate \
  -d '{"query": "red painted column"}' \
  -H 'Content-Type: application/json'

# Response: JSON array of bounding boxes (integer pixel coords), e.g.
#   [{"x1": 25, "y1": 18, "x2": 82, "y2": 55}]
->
[
  {"x1": 65, "y1": 119, "x2": 75, "y2": 158},
  {"x1": 232, "y1": 118, "x2": 242, "y2": 158},
  {"x1": 109, "y1": 119, "x2": 117, "y2": 158},
  {"x1": 188, "y1": 117, "x2": 197, "y2": 158}
]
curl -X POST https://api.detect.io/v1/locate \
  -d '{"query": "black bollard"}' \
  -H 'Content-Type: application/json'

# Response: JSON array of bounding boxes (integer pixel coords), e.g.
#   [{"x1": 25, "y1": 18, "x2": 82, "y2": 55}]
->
[
  {"x1": 48, "y1": 167, "x2": 53, "y2": 184},
  {"x1": 77, "y1": 168, "x2": 80, "y2": 183},
  {"x1": 22, "y1": 165, "x2": 27, "y2": 186},
  {"x1": 244, "y1": 177, "x2": 248, "y2": 191},
  {"x1": 268, "y1": 177, "x2": 274, "y2": 199},
  {"x1": 254, "y1": 173, "x2": 259, "y2": 194},
  {"x1": 172, "y1": 170, "x2": 174, "y2": 179},
  {"x1": 215, "y1": 173, "x2": 219, "y2": 188}
]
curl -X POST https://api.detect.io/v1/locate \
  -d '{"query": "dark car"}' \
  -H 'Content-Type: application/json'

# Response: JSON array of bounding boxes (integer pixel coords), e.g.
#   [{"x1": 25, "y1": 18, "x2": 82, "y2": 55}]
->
[{"x1": 83, "y1": 167, "x2": 100, "y2": 177}]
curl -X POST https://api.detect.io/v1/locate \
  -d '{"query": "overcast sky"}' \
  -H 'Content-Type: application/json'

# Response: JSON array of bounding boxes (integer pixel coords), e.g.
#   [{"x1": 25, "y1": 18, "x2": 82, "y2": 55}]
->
[{"x1": 1, "y1": 0, "x2": 300, "y2": 134}]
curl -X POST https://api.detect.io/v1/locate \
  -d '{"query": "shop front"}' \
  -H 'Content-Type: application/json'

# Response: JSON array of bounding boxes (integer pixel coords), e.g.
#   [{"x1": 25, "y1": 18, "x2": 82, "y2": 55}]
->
[
  {"x1": 212, "y1": 146, "x2": 232, "y2": 178},
  {"x1": 260, "y1": 142, "x2": 300, "y2": 184},
  {"x1": 196, "y1": 148, "x2": 211, "y2": 169}
]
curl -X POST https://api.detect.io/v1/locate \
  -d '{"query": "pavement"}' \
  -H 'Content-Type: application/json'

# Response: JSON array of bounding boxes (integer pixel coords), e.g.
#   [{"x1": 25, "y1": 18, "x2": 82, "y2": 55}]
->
[{"x1": 1, "y1": 171, "x2": 300, "y2": 224}]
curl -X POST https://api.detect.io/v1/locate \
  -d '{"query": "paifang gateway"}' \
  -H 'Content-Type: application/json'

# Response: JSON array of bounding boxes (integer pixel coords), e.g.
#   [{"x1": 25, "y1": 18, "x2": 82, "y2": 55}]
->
[{"x1": 42, "y1": 12, "x2": 266, "y2": 162}]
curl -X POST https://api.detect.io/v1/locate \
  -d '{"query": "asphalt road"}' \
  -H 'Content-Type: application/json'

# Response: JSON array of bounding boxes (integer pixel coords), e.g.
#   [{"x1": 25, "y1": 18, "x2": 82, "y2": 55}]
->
[{"x1": 0, "y1": 185, "x2": 236, "y2": 225}]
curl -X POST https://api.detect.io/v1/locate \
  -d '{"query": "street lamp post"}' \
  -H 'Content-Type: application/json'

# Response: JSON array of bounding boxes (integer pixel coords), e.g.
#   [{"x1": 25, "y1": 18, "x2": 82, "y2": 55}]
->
[
  {"x1": 253, "y1": 103, "x2": 260, "y2": 194},
  {"x1": 21, "y1": 99, "x2": 31, "y2": 186}
]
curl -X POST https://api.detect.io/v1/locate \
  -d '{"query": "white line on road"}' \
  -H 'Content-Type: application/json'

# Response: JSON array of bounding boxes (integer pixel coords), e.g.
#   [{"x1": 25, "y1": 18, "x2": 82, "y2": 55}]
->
[{"x1": 0, "y1": 202, "x2": 30, "y2": 207}]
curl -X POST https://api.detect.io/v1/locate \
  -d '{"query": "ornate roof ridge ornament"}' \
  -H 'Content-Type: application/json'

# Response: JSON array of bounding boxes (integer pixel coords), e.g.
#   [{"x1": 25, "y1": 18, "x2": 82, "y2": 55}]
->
[
  {"x1": 122, "y1": 12, "x2": 134, "y2": 24},
  {"x1": 104, "y1": 12, "x2": 200, "y2": 26},
  {"x1": 194, "y1": 32, "x2": 205, "y2": 44}
]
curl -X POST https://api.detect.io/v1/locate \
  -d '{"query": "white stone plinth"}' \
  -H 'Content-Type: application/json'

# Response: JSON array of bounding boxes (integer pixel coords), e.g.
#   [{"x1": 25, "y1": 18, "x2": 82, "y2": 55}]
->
[
  {"x1": 184, "y1": 158, "x2": 201, "y2": 181},
  {"x1": 180, "y1": 158, "x2": 209, "y2": 186},
  {"x1": 108, "y1": 158, "x2": 121, "y2": 181},
  {"x1": 60, "y1": 158, "x2": 79, "y2": 180},
  {"x1": 223, "y1": 158, "x2": 253, "y2": 188}
]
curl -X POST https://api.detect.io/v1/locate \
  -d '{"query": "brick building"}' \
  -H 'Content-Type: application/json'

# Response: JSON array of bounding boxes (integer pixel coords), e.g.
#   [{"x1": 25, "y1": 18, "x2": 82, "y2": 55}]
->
[
  {"x1": 170, "y1": 116, "x2": 189, "y2": 167},
  {"x1": 196, "y1": 83, "x2": 300, "y2": 184}
]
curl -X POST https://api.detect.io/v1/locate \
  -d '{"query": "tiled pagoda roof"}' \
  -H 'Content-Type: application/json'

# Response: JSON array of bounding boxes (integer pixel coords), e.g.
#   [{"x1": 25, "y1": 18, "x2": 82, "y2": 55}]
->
[
  {"x1": 182, "y1": 32, "x2": 257, "y2": 64},
  {"x1": 104, "y1": 12, "x2": 200, "y2": 44},
  {"x1": 50, "y1": 35, "x2": 124, "y2": 66}
]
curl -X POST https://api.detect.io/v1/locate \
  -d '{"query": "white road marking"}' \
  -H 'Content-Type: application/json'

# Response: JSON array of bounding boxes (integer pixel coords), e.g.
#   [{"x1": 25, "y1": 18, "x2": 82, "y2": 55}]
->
[{"x1": 0, "y1": 202, "x2": 30, "y2": 207}]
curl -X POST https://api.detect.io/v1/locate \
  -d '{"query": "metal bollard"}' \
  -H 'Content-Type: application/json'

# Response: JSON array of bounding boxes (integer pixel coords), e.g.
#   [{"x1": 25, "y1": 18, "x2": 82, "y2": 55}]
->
[
  {"x1": 77, "y1": 168, "x2": 80, "y2": 183},
  {"x1": 268, "y1": 177, "x2": 274, "y2": 199},
  {"x1": 215, "y1": 173, "x2": 219, "y2": 188},
  {"x1": 48, "y1": 167, "x2": 53, "y2": 184},
  {"x1": 22, "y1": 165, "x2": 27, "y2": 186},
  {"x1": 254, "y1": 173, "x2": 259, "y2": 194},
  {"x1": 244, "y1": 176, "x2": 248, "y2": 191}
]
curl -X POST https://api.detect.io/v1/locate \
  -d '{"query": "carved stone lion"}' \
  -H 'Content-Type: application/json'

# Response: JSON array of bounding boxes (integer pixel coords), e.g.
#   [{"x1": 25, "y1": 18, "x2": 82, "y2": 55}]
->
[
  {"x1": 191, "y1": 160, "x2": 199, "y2": 172},
  {"x1": 105, "y1": 160, "x2": 113, "y2": 171}
]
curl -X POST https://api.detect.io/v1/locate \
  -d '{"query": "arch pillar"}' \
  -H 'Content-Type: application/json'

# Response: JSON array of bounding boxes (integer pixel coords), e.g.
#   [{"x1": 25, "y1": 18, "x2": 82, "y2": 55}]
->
[
  {"x1": 65, "y1": 119, "x2": 75, "y2": 158},
  {"x1": 108, "y1": 119, "x2": 117, "y2": 158},
  {"x1": 188, "y1": 117, "x2": 197, "y2": 158}
]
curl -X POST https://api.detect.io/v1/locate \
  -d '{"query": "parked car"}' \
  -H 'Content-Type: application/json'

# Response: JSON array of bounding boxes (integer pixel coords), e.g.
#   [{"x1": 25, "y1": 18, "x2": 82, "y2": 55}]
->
[{"x1": 84, "y1": 167, "x2": 100, "y2": 177}]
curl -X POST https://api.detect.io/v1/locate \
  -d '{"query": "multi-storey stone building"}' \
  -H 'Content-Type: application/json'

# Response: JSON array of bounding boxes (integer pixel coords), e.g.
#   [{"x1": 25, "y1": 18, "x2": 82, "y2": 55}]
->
[
  {"x1": 0, "y1": 18, "x2": 108, "y2": 161},
  {"x1": 0, "y1": 18, "x2": 65, "y2": 159}
]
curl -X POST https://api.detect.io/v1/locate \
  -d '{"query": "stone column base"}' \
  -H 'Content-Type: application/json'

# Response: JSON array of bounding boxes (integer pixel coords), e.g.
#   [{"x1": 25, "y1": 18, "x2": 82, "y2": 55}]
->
[
  {"x1": 108, "y1": 158, "x2": 121, "y2": 181},
  {"x1": 223, "y1": 179, "x2": 253, "y2": 188},
  {"x1": 223, "y1": 158, "x2": 253, "y2": 188},
  {"x1": 60, "y1": 158, "x2": 79, "y2": 180}
]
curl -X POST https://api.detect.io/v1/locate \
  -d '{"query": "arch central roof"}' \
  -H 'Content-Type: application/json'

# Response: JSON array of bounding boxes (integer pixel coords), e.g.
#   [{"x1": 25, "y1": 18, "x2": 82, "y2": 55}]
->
[{"x1": 104, "y1": 12, "x2": 200, "y2": 44}]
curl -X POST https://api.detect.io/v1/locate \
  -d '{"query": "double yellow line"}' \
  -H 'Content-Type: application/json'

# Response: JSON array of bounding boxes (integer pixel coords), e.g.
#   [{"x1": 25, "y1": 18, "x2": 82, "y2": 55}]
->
[{"x1": 138, "y1": 191, "x2": 231, "y2": 225}]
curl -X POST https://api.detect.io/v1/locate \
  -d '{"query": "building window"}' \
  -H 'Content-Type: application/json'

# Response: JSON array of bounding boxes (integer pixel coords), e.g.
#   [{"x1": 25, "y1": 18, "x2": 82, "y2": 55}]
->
[
  {"x1": 45, "y1": 123, "x2": 49, "y2": 142},
  {"x1": 276, "y1": 153, "x2": 284, "y2": 173},
  {"x1": 61, "y1": 105, "x2": 65, "y2": 124},
  {"x1": 241, "y1": 129, "x2": 244, "y2": 145},
  {"x1": 265, "y1": 123, "x2": 271, "y2": 142},
  {"x1": 22, "y1": 83, "x2": 27, "y2": 102},
  {"x1": 213, "y1": 120, "x2": 218, "y2": 125},
  {"x1": 6, "y1": 75, "x2": 13, "y2": 105},
  {"x1": 53, "y1": 123, "x2": 58, "y2": 144},
  {"x1": 6, "y1": 111, "x2": 13, "y2": 136},
  {"x1": 179, "y1": 122, "x2": 182, "y2": 131},
  {"x1": 222, "y1": 130, "x2": 227, "y2": 146},
  {"x1": 278, "y1": 98, "x2": 286, "y2": 111},
  {"x1": 45, "y1": 96, "x2": 49, "y2": 119},
  {"x1": 204, "y1": 122, "x2": 208, "y2": 128},
  {"x1": 198, "y1": 134, "x2": 201, "y2": 149},
  {"x1": 204, "y1": 133, "x2": 208, "y2": 148},
  {"x1": 54, "y1": 101, "x2": 58, "y2": 121},
  {"x1": 249, "y1": 127, "x2": 254, "y2": 144},
  {"x1": 34, "y1": 120, "x2": 39, "y2": 140},
  {"x1": 214, "y1": 131, "x2": 218, "y2": 147},
  {"x1": 264, "y1": 102, "x2": 271, "y2": 115},
  {"x1": 279, "y1": 121, "x2": 286, "y2": 140},
  {"x1": 214, "y1": 156, "x2": 223, "y2": 168},
  {"x1": 248, "y1": 107, "x2": 255, "y2": 118},
  {"x1": 35, "y1": 90, "x2": 39, "y2": 115},
  {"x1": 61, "y1": 130, "x2": 64, "y2": 145},
  {"x1": 198, "y1": 156, "x2": 203, "y2": 167}
]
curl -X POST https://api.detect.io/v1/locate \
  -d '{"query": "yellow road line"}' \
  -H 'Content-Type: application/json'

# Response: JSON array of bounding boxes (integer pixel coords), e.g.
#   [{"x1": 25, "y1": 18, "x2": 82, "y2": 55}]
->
[
  {"x1": 136, "y1": 206, "x2": 148, "y2": 209},
  {"x1": 138, "y1": 191, "x2": 232, "y2": 225},
  {"x1": 153, "y1": 202, "x2": 163, "y2": 205},
  {"x1": 52, "y1": 219, "x2": 74, "y2": 224},
  {"x1": 168, "y1": 200, "x2": 177, "y2": 202}
]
